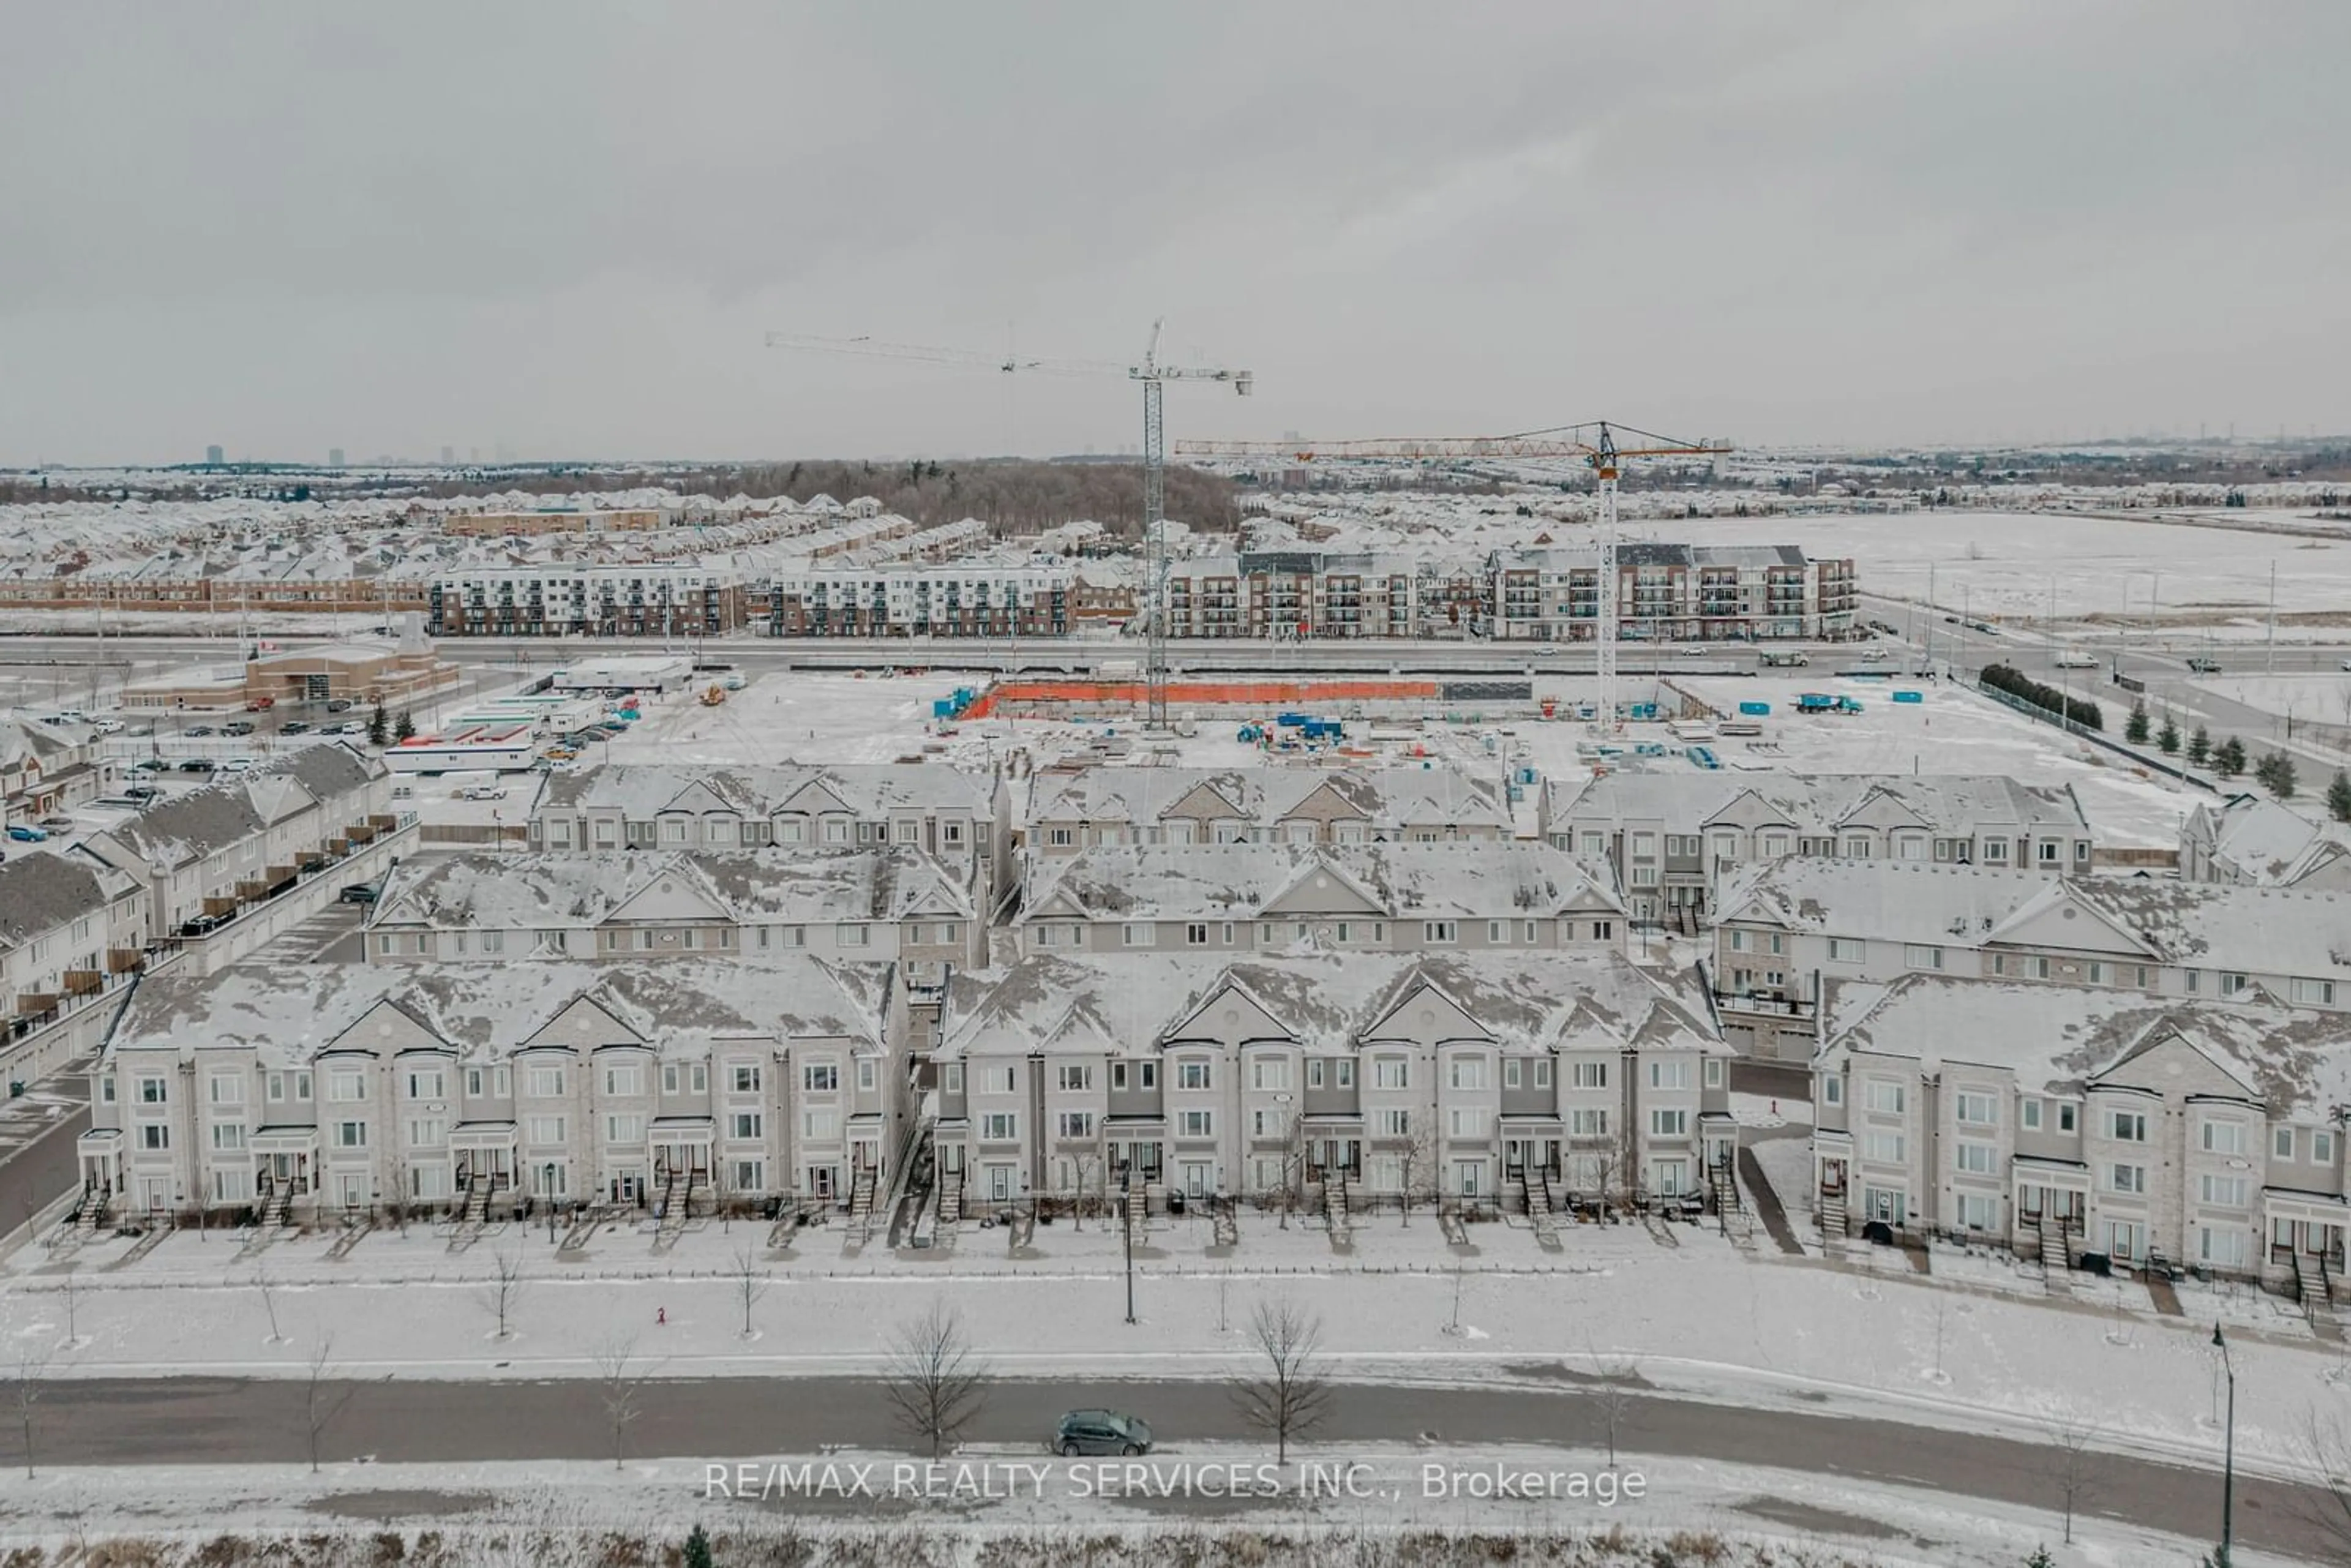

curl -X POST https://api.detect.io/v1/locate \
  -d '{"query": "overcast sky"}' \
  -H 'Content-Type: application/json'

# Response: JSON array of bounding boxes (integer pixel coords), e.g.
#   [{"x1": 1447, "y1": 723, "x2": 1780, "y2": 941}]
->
[{"x1": 4, "y1": 1, "x2": 2345, "y2": 467}]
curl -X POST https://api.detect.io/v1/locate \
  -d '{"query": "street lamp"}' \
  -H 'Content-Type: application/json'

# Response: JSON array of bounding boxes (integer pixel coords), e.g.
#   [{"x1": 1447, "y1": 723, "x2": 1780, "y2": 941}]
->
[
  {"x1": 2213, "y1": 1322, "x2": 2236, "y2": 1566},
  {"x1": 545, "y1": 1163, "x2": 558, "y2": 1244},
  {"x1": 1122, "y1": 1177, "x2": 1138, "y2": 1326}
]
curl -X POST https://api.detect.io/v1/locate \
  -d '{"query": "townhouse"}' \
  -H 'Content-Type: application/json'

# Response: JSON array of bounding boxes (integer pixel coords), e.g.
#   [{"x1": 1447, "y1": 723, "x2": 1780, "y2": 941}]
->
[
  {"x1": 1542, "y1": 771, "x2": 2098, "y2": 927},
  {"x1": 1, "y1": 714, "x2": 116, "y2": 825},
  {"x1": 1011, "y1": 841, "x2": 1624, "y2": 962},
  {"x1": 1026, "y1": 765, "x2": 1513, "y2": 853},
  {"x1": 2180, "y1": 792, "x2": 2351, "y2": 891},
  {"x1": 364, "y1": 847, "x2": 983, "y2": 975},
  {"x1": 931, "y1": 949, "x2": 1733, "y2": 1218},
  {"x1": 1490, "y1": 542, "x2": 1857, "y2": 643},
  {"x1": 77, "y1": 745, "x2": 408, "y2": 969},
  {"x1": 0, "y1": 850, "x2": 153, "y2": 1079},
  {"x1": 1711, "y1": 860, "x2": 2351, "y2": 1059},
  {"x1": 1811, "y1": 975, "x2": 2351, "y2": 1304},
  {"x1": 528, "y1": 762, "x2": 1011, "y2": 912},
  {"x1": 81, "y1": 956, "x2": 905, "y2": 1226}
]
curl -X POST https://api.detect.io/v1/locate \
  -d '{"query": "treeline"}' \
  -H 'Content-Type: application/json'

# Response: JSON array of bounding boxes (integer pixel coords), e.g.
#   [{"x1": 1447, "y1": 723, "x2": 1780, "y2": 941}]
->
[
  {"x1": 1981, "y1": 662, "x2": 2103, "y2": 731},
  {"x1": 398, "y1": 459, "x2": 1243, "y2": 538}
]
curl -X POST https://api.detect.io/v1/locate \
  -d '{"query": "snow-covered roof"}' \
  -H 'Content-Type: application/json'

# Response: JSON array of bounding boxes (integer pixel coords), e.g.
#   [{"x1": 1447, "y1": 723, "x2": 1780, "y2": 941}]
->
[
  {"x1": 2188, "y1": 793, "x2": 2351, "y2": 887},
  {"x1": 1028, "y1": 764, "x2": 1509, "y2": 832},
  {"x1": 0, "y1": 850, "x2": 141, "y2": 954},
  {"x1": 372, "y1": 847, "x2": 972, "y2": 929},
  {"x1": 108, "y1": 956, "x2": 887, "y2": 1066},
  {"x1": 1718, "y1": 860, "x2": 2049, "y2": 947},
  {"x1": 85, "y1": 744, "x2": 381, "y2": 871},
  {"x1": 1823, "y1": 972, "x2": 2351, "y2": 1119},
  {"x1": 1020, "y1": 841, "x2": 1617, "y2": 925},
  {"x1": 538, "y1": 761, "x2": 995, "y2": 819},
  {"x1": 1548, "y1": 771, "x2": 2091, "y2": 835},
  {"x1": 940, "y1": 950, "x2": 1718, "y2": 1060}
]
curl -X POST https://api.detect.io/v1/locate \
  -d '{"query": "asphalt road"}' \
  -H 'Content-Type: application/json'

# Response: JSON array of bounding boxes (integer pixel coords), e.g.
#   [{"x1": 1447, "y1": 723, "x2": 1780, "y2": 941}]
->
[{"x1": 24, "y1": 1373, "x2": 2343, "y2": 1559}]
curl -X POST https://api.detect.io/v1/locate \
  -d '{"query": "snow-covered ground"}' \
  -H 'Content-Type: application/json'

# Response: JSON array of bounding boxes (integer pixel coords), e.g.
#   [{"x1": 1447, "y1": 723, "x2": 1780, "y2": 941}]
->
[
  {"x1": 2191, "y1": 672, "x2": 2351, "y2": 729},
  {"x1": 0, "y1": 1447, "x2": 2293, "y2": 1567},
  {"x1": 8, "y1": 1199, "x2": 2347, "y2": 1485}
]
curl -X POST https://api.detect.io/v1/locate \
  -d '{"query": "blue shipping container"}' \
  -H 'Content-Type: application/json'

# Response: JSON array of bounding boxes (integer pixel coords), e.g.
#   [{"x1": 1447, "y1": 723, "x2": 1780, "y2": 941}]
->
[
  {"x1": 1892, "y1": 691, "x2": 1924, "y2": 704},
  {"x1": 1738, "y1": 701, "x2": 1771, "y2": 716}
]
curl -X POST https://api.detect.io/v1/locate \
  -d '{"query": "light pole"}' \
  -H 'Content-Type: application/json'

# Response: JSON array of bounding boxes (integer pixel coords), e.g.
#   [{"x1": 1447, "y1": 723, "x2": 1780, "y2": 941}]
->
[
  {"x1": 545, "y1": 1163, "x2": 557, "y2": 1244},
  {"x1": 2213, "y1": 1322, "x2": 2236, "y2": 1566},
  {"x1": 1122, "y1": 1179, "x2": 1138, "y2": 1326}
]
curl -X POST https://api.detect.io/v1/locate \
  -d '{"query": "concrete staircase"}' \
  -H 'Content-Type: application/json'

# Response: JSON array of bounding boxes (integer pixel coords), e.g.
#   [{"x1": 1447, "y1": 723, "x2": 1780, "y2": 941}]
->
[
  {"x1": 939, "y1": 1169, "x2": 964, "y2": 1228},
  {"x1": 844, "y1": 1164, "x2": 880, "y2": 1249},
  {"x1": 651, "y1": 1171, "x2": 697, "y2": 1253},
  {"x1": 260, "y1": 1184, "x2": 294, "y2": 1231},
  {"x1": 1820, "y1": 1191, "x2": 1848, "y2": 1242},
  {"x1": 1125, "y1": 1182, "x2": 1146, "y2": 1236}
]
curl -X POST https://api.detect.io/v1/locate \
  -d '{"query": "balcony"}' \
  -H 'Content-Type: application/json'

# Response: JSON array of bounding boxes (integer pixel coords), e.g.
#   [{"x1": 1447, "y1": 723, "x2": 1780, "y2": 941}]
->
[{"x1": 1711, "y1": 988, "x2": 1815, "y2": 1019}]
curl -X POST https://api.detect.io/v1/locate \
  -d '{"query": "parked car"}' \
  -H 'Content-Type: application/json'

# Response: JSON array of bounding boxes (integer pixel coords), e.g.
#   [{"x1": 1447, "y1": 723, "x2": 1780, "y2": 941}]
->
[
  {"x1": 123, "y1": 785, "x2": 162, "y2": 802},
  {"x1": 177, "y1": 913, "x2": 225, "y2": 937},
  {"x1": 245, "y1": 697, "x2": 274, "y2": 711},
  {"x1": 221, "y1": 756, "x2": 259, "y2": 773},
  {"x1": 326, "y1": 722, "x2": 363, "y2": 735},
  {"x1": 326, "y1": 699, "x2": 355, "y2": 713},
  {"x1": 1682, "y1": 645, "x2": 1709, "y2": 658},
  {"x1": 2188, "y1": 656, "x2": 2222, "y2": 673},
  {"x1": 2053, "y1": 653, "x2": 2099, "y2": 669},
  {"x1": 91, "y1": 718, "x2": 125, "y2": 734},
  {"x1": 37, "y1": 815, "x2": 75, "y2": 831},
  {"x1": 6, "y1": 825, "x2": 48, "y2": 842},
  {"x1": 1051, "y1": 1409, "x2": 1152, "y2": 1457},
  {"x1": 460, "y1": 785, "x2": 509, "y2": 801},
  {"x1": 184, "y1": 725, "x2": 217, "y2": 737},
  {"x1": 223, "y1": 720, "x2": 257, "y2": 737},
  {"x1": 281, "y1": 721, "x2": 311, "y2": 735},
  {"x1": 130, "y1": 758, "x2": 168, "y2": 773},
  {"x1": 339, "y1": 880, "x2": 382, "y2": 906},
  {"x1": 177, "y1": 758, "x2": 218, "y2": 773},
  {"x1": 1860, "y1": 647, "x2": 1891, "y2": 660}
]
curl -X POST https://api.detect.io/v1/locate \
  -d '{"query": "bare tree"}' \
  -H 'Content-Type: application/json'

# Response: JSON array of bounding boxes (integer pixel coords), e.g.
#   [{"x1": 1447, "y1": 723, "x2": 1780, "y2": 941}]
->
[
  {"x1": 10, "y1": 1350, "x2": 45, "y2": 1479},
  {"x1": 730, "y1": 1245, "x2": 771, "y2": 1340},
  {"x1": 1585, "y1": 1344, "x2": 1641, "y2": 1469},
  {"x1": 2303, "y1": 1408, "x2": 2351, "y2": 1559},
  {"x1": 591, "y1": 1333, "x2": 648, "y2": 1471},
  {"x1": 884, "y1": 1300, "x2": 990, "y2": 1459},
  {"x1": 304, "y1": 1335, "x2": 353, "y2": 1474},
  {"x1": 476, "y1": 1246, "x2": 528, "y2": 1341},
  {"x1": 1445, "y1": 1261, "x2": 1469, "y2": 1337},
  {"x1": 60, "y1": 1274, "x2": 79, "y2": 1349},
  {"x1": 1068, "y1": 1147, "x2": 1103, "y2": 1233},
  {"x1": 1234, "y1": 1296, "x2": 1330, "y2": 1466},
  {"x1": 256, "y1": 1267, "x2": 287, "y2": 1345},
  {"x1": 2047, "y1": 1405, "x2": 2103, "y2": 1547},
  {"x1": 1394, "y1": 1120, "x2": 1440, "y2": 1229}
]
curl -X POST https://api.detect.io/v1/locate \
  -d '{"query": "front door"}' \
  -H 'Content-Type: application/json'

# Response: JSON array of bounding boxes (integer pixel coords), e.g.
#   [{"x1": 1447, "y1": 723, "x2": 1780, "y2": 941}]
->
[
  {"x1": 1455, "y1": 1160, "x2": 1483, "y2": 1198},
  {"x1": 613, "y1": 1170, "x2": 643, "y2": 1205},
  {"x1": 1181, "y1": 1161, "x2": 1212, "y2": 1199}
]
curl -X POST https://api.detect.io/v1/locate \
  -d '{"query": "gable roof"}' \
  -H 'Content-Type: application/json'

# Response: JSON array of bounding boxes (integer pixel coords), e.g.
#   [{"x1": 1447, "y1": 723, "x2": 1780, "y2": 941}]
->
[
  {"x1": 1027, "y1": 765, "x2": 1509, "y2": 833},
  {"x1": 539, "y1": 762, "x2": 995, "y2": 820},
  {"x1": 370, "y1": 846, "x2": 973, "y2": 930},
  {"x1": 1550, "y1": 771, "x2": 2091, "y2": 838},
  {"x1": 1018, "y1": 841, "x2": 1617, "y2": 926},
  {"x1": 0, "y1": 850, "x2": 140, "y2": 953}
]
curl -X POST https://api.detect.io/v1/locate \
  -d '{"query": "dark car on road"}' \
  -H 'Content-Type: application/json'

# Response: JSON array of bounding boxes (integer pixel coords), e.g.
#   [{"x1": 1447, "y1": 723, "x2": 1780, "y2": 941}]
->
[
  {"x1": 177, "y1": 758, "x2": 218, "y2": 773},
  {"x1": 339, "y1": 880, "x2": 381, "y2": 905},
  {"x1": 1051, "y1": 1409, "x2": 1152, "y2": 1457},
  {"x1": 2188, "y1": 656, "x2": 2222, "y2": 673}
]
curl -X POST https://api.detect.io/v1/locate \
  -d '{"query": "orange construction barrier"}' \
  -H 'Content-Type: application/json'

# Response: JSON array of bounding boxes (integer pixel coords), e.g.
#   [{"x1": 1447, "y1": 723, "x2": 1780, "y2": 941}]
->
[{"x1": 964, "y1": 678, "x2": 1439, "y2": 721}]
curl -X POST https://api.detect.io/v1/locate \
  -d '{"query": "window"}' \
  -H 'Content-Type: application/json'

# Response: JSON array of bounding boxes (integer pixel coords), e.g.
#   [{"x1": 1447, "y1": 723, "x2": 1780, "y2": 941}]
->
[
  {"x1": 1057, "y1": 1111, "x2": 1095, "y2": 1140},
  {"x1": 99, "y1": 1076, "x2": 116, "y2": 1105},
  {"x1": 407, "y1": 1117, "x2": 446, "y2": 1147},
  {"x1": 1862, "y1": 1132, "x2": 1905, "y2": 1163},
  {"x1": 730, "y1": 1064, "x2": 762, "y2": 1095},
  {"x1": 1251, "y1": 1057, "x2": 1292, "y2": 1092},
  {"x1": 1648, "y1": 1059, "x2": 1689, "y2": 1091},
  {"x1": 601, "y1": 1064, "x2": 642, "y2": 1097},
  {"x1": 2038, "y1": 841, "x2": 2060, "y2": 864},
  {"x1": 801, "y1": 1107, "x2": 839, "y2": 1141},
  {"x1": 803, "y1": 1063, "x2": 839, "y2": 1093},
  {"x1": 1377, "y1": 1108, "x2": 1411, "y2": 1138},
  {"x1": 2058, "y1": 1103, "x2": 2078, "y2": 1134},
  {"x1": 1570, "y1": 1061, "x2": 1608, "y2": 1090},
  {"x1": 1176, "y1": 1060, "x2": 1213, "y2": 1091},
  {"x1": 1954, "y1": 1141, "x2": 1995, "y2": 1175},
  {"x1": 2294, "y1": 978, "x2": 2336, "y2": 1007},
  {"x1": 2199, "y1": 1174, "x2": 2250, "y2": 1207},
  {"x1": 1487, "y1": 920, "x2": 1505, "y2": 945},
  {"x1": 329, "y1": 1071, "x2": 367, "y2": 1103},
  {"x1": 1057, "y1": 1063, "x2": 1093, "y2": 1092},
  {"x1": 1121, "y1": 922, "x2": 1155, "y2": 948},
  {"x1": 2218, "y1": 972, "x2": 2249, "y2": 996},
  {"x1": 1826, "y1": 937, "x2": 1864, "y2": 964},
  {"x1": 1423, "y1": 921, "x2": 1458, "y2": 944},
  {"x1": 1179, "y1": 1110, "x2": 1214, "y2": 1138},
  {"x1": 986, "y1": 1066, "x2": 1017, "y2": 1094},
  {"x1": 2198, "y1": 1226, "x2": 2249, "y2": 1269},
  {"x1": 140, "y1": 1124, "x2": 169, "y2": 1150},
  {"x1": 211, "y1": 1122, "x2": 246, "y2": 1151},
  {"x1": 1449, "y1": 1056, "x2": 1488, "y2": 1091},
  {"x1": 526, "y1": 1116, "x2": 566, "y2": 1144},
  {"x1": 729, "y1": 1111, "x2": 762, "y2": 1139},
  {"x1": 1373, "y1": 1057, "x2": 1409, "y2": 1090},
  {"x1": 2086, "y1": 962, "x2": 2105, "y2": 985},
  {"x1": 334, "y1": 1121, "x2": 368, "y2": 1149},
  {"x1": 1728, "y1": 929, "x2": 1747, "y2": 953},
  {"x1": 2108, "y1": 1163, "x2": 2146, "y2": 1194},
  {"x1": 1592, "y1": 920, "x2": 1614, "y2": 941},
  {"x1": 733, "y1": 1160, "x2": 766, "y2": 1190},
  {"x1": 2021, "y1": 1098, "x2": 2042, "y2": 1131},
  {"x1": 1954, "y1": 1092, "x2": 1997, "y2": 1127},
  {"x1": 1822, "y1": 1076, "x2": 1843, "y2": 1106},
  {"x1": 1903, "y1": 944, "x2": 1944, "y2": 971},
  {"x1": 2275, "y1": 1126, "x2": 2296, "y2": 1160},
  {"x1": 1650, "y1": 1109, "x2": 1689, "y2": 1138},
  {"x1": 836, "y1": 923, "x2": 869, "y2": 948},
  {"x1": 1502, "y1": 1059, "x2": 1522, "y2": 1090},
  {"x1": 137, "y1": 1076, "x2": 168, "y2": 1105},
  {"x1": 2200, "y1": 1119, "x2": 2246, "y2": 1155},
  {"x1": 1185, "y1": 923, "x2": 1210, "y2": 947},
  {"x1": 2107, "y1": 1110, "x2": 2148, "y2": 1143},
  {"x1": 1532, "y1": 1059, "x2": 1552, "y2": 1089},
  {"x1": 1449, "y1": 1107, "x2": 1488, "y2": 1139},
  {"x1": 2320, "y1": 1130, "x2": 2338, "y2": 1164},
  {"x1": 528, "y1": 1066, "x2": 568, "y2": 1098},
  {"x1": 1864, "y1": 1080, "x2": 1906, "y2": 1115},
  {"x1": 1331, "y1": 1060, "x2": 1352, "y2": 1089},
  {"x1": 207, "y1": 1073, "x2": 242, "y2": 1105},
  {"x1": 1570, "y1": 1108, "x2": 1608, "y2": 1137},
  {"x1": 1307, "y1": 1059, "x2": 1325, "y2": 1090},
  {"x1": 604, "y1": 1113, "x2": 645, "y2": 1144}
]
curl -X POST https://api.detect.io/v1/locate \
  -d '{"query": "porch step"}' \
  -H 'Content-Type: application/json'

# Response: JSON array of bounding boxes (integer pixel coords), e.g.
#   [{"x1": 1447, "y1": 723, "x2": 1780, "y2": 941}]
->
[
  {"x1": 1820, "y1": 1194, "x2": 1848, "y2": 1242},
  {"x1": 843, "y1": 1165, "x2": 880, "y2": 1251},
  {"x1": 652, "y1": 1171, "x2": 694, "y2": 1253},
  {"x1": 1125, "y1": 1183, "x2": 1146, "y2": 1236},
  {"x1": 938, "y1": 1169, "x2": 963, "y2": 1229},
  {"x1": 76, "y1": 1190, "x2": 109, "y2": 1234},
  {"x1": 261, "y1": 1185, "x2": 293, "y2": 1230}
]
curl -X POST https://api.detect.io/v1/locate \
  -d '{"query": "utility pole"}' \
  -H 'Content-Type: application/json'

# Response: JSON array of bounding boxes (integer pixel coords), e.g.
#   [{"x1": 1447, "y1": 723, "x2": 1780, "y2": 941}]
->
[{"x1": 2267, "y1": 560, "x2": 2277, "y2": 673}]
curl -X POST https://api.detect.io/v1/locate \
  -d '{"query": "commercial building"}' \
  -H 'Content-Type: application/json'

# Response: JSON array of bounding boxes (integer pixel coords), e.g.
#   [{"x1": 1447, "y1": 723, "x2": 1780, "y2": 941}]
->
[{"x1": 121, "y1": 621, "x2": 460, "y2": 712}]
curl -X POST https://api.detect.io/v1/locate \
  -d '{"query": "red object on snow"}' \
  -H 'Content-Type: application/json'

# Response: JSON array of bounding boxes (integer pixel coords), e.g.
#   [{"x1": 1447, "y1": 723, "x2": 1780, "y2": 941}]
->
[{"x1": 657, "y1": 1307, "x2": 667, "y2": 1326}]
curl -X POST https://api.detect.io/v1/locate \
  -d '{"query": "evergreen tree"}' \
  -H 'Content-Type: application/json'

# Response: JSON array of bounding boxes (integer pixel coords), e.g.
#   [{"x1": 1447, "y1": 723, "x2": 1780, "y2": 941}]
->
[
  {"x1": 2158, "y1": 713, "x2": 2180, "y2": 754},
  {"x1": 366, "y1": 705, "x2": 388, "y2": 746},
  {"x1": 2266, "y1": 751, "x2": 2298, "y2": 798},
  {"x1": 2327, "y1": 770, "x2": 2351, "y2": 823},
  {"x1": 2125, "y1": 701, "x2": 2150, "y2": 744},
  {"x1": 2188, "y1": 725, "x2": 2211, "y2": 765},
  {"x1": 2025, "y1": 1548, "x2": 2055, "y2": 1568},
  {"x1": 394, "y1": 708, "x2": 417, "y2": 742},
  {"x1": 2253, "y1": 752, "x2": 2280, "y2": 792},
  {"x1": 2213, "y1": 736, "x2": 2246, "y2": 778},
  {"x1": 682, "y1": 1523, "x2": 716, "y2": 1568}
]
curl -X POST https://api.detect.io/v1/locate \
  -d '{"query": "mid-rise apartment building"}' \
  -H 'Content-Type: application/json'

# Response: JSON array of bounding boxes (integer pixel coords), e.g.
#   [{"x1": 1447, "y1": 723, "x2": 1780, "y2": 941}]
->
[
  {"x1": 1812, "y1": 975, "x2": 2349, "y2": 1302},
  {"x1": 427, "y1": 564, "x2": 746, "y2": 638},
  {"x1": 1542, "y1": 771, "x2": 2097, "y2": 926},
  {"x1": 932, "y1": 950, "x2": 1733, "y2": 1217},
  {"x1": 750, "y1": 565, "x2": 1071, "y2": 637},
  {"x1": 1491, "y1": 543, "x2": 1857, "y2": 643}
]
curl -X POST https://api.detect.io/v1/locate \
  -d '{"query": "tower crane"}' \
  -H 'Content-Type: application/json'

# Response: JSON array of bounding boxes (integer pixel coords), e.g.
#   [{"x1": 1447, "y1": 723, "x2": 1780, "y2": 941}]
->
[
  {"x1": 1175, "y1": 422, "x2": 1730, "y2": 730},
  {"x1": 766, "y1": 323, "x2": 1253, "y2": 729}
]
